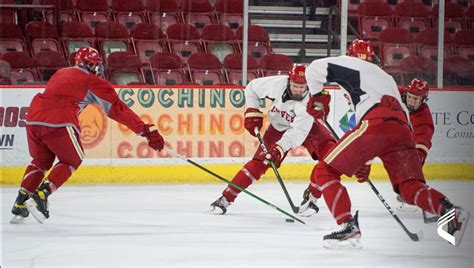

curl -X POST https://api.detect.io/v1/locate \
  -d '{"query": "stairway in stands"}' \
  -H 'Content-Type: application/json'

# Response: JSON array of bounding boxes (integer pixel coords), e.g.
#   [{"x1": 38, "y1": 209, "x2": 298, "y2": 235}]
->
[{"x1": 249, "y1": 0, "x2": 344, "y2": 64}]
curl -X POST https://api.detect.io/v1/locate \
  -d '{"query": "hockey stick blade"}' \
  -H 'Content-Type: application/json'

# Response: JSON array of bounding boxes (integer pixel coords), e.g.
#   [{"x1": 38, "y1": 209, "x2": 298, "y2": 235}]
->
[{"x1": 254, "y1": 127, "x2": 300, "y2": 213}]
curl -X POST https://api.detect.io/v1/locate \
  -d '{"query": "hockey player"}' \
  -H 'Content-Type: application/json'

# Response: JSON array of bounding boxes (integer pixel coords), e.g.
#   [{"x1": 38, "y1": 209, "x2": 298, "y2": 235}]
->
[
  {"x1": 10, "y1": 47, "x2": 164, "y2": 224},
  {"x1": 304, "y1": 39, "x2": 469, "y2": 249},
  {"x1": 208, "y1": 64, "x2": 336, "y2": 215},
  {"x1": 396, "y1": 79, "x2": 435, "y2": 212}
]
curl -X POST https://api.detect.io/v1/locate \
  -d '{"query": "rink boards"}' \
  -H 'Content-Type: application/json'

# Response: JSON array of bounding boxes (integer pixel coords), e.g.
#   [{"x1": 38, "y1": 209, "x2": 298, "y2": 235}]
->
[{"x1": 1, "y1": 86, "x2": 473, "y2": 185}]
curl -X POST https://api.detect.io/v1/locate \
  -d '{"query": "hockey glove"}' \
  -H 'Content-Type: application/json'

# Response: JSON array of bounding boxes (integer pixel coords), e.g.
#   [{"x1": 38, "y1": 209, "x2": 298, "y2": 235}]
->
[
  {"x1": 142, "y1": 124, "x2": 164, "y2": 151},
  {"x1": 244, "y1": 108, "x2": 263, "y2": 137},
  {"x1": 307, "y1": 90, "x2": 331, "y2": 120},
  {"x1": 354, "y1": 164, "x2": 371, "y2": 183},
  {"x1": 265, "y1": 144, "x2": 285, "y2": 168}
]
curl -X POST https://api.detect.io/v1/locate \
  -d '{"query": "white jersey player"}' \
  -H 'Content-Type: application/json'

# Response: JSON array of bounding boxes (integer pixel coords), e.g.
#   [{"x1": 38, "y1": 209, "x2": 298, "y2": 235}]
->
[{"x1": 208, "y1": 64, "x2": 336, "y2": 214}]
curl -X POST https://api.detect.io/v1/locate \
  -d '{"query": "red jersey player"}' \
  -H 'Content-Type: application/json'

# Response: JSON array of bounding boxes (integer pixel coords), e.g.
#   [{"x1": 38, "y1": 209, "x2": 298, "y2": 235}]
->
[
  {"x1": 397, "y1": 79, "x2": 435, "y2": 212},
  {"x1": 11, "y1": 47, "x2": 164, "y2": 224},
  {"x1": 208, "y1": 64, "x2": 335, "y2": 215},
  {"x1": 304, "y1": 39, "x2": 469, "y2": 249}
]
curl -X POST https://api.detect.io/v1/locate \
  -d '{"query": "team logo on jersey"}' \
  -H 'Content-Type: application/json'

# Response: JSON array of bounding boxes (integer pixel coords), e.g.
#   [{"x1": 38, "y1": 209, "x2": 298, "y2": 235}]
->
[
  {"x1": 78, "y1": 104, "x2": 108, "y2": 149},
  {"x1": 339, "y1": 109, "x2": 356, "y2": 133},
  {"x1": 269, "y1": 106, "x2": 295, "y2": 123}
]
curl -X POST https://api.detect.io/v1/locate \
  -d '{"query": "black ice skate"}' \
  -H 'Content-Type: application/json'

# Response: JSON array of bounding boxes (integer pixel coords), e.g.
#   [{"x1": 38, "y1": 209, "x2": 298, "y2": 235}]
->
[
  {"x1": 323, "y1": 211, "x2": 362, "y2": 249},
  {"x1": 298, "y1": 188, "x2": 319, "y2": 217},
  {"x1": 208, "y1": 196, "x2": 231, "y2": 215},
  {"x1": 10, "y1": 189, "x2": 30, "y2": 224},
  {"x1": 24, "y1": 180, "x2": 51, "y2": 223},
  {"x1": 438, "y1": 198, "x2": 470, "y2": 247}
]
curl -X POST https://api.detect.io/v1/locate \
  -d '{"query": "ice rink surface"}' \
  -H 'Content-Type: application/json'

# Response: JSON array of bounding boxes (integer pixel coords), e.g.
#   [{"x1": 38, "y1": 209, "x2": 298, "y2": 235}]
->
[{"x1": 1, "y1": 180, "x2": 473, "y2": 268}]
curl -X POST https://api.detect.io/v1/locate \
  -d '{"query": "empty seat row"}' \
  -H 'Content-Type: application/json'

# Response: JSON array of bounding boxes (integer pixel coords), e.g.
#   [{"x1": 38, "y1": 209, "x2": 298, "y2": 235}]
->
[{"x1": 1, "y1": 0, "x2": 244, "y2": 34}]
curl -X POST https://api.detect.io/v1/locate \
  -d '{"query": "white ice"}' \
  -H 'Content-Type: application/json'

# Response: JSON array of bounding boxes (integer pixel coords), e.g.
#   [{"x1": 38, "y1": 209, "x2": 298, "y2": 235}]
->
[{"x1": 2, "y1": 181, "x2": 473, "y2": 268}]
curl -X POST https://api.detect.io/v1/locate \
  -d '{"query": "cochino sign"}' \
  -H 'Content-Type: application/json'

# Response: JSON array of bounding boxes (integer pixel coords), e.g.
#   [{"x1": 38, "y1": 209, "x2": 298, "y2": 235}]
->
[{"x1": 79, "y1": 87, "x2": 310, "y2": 159}]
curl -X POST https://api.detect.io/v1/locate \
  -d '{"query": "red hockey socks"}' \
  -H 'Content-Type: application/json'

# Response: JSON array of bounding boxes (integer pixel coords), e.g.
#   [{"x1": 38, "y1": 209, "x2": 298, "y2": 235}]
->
[
  {"x1": 223, "y1": 160, "x2": 268, "y2": 202},
  {"x1": 313, "y1": 162, "x2": 352, "y2": 224},
  {"x1": 46, "y1": 162, "x2": 77, "y2": 193},
  {"x1": 399, "y1": 180, "x2": 446, "y2": 216},
  {"x1": 20, "y1": 164, "x2": 46, "y2": 194}
]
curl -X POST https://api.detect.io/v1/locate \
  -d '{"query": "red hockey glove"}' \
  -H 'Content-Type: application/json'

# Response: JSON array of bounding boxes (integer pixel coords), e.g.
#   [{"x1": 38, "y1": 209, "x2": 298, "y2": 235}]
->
[
  {"x1": 354, "y1": 164, "x2": 371, "y2": 183},
  {"x1": 417, "y1": 148, "x2": 427, "y2": 166},
  {"x1": 307, "y1": 90, "x2": 331, "y2": 120},
  {"x1": 244, "y1": 108, "x2": 263, "y2": 137},
  {"x1": 265, "y1": 144, "x2": 285, "y2": 168},
  {"x1": 142, "y1": 124, "x2": 164, "y2": 151}
]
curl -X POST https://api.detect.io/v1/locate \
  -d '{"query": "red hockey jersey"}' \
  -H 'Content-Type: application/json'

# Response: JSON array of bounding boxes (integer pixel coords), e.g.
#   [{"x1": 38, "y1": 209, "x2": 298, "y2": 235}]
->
[
  {"x1": 410, "y1": 103, "x2": 434, "y2": 156},
  {"x1": 26, "y1": 67, "x2": 145, "y2": 134}
]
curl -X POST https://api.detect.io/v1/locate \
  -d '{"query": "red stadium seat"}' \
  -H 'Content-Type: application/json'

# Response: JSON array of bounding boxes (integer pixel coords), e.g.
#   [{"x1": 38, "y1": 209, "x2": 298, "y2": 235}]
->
[
  {"x1": 259, "y1": 54, "x2": 293, "y2": 77},
  {"x1": 453, "y1": 29, "x2": 474, "y2": 62},
  {"x1": 443, "y1": 55, "x2": 474, "y2": 85},
  {"x1": 150, "y1": 52, "x2": 187, "y2": 85},
  {"x1": 111, "y1": 0, "x2": 147, "y2": 32},
  {"x1": 106, "y1": 51, "x2": 146, "y2": 85},
  {"x1": 432, "y1": 3, "x2": 466, "y2": 37},
  {"x1": 60, "y1": 21, "x2": 95, "y2": 57},
  {"x1": 76, "y1": 0, "x2": 110, "y2": 31},
  {"x1": 131, "y1": 23, "x2": 166, "y2": 65},
  {"x1": 95, "y1": 21, "x2": 132, "y2": 60},
  {"x1": 166, "y1": 24, "x2": 202, "y2": 64},
  {"x1": 187, "y1": 52, "x2": 225, "y2": 85},
  {"x1": 223, "y1": 53, "x2": 259, "y2": 86},
  {"x1": 215, "y1": 0, "x2": 244, "y2": 32},
  {"x1": 201, "y1": 24, "x2": 239, "y2": 63},
  {"x1": 145, "y1": 0, "x2": 182, "y2": 32},
  {"x1": 378, "y1": 28, "x2": 414, "y2": 68},
  {"x1": 467, "y1": 5, "x2": 474, "y2": 29},
  {"x1": 236, "y1": 25, "x2": 272, "y2": 64},
  {"x1": 181, "y1": 0, "x2": 216, "y2": 33},
  {"x1": 40, "y1": 0, "x2": 77, "y2": 25},
  {"x1": 399, "y1": 55, "x2": 436, "y2": 85},
  {"x1": 393, "y1": 2, "x2": 430, "y2": 38},
  {"x1": 415, "y1": 28, "x2": 455, "y2": 60},
  {"x1": 0, "y1": 8, "x2": 18, "y2": 24},
  {"x1": 0, "y1": 23, "x2": 27, "y2": 54},
  {"x1": 358, "y1": 2, "x2": 393, "y2": 40},
  {"x1": 34, "y1": 51, "x2": 67, "y2": 82},
  {"x1": 2, "y1": 51, "x2": 39, "y2": 84},
  {"x1": 25, "y1": 21, "x2": 61, "y2": 56}
]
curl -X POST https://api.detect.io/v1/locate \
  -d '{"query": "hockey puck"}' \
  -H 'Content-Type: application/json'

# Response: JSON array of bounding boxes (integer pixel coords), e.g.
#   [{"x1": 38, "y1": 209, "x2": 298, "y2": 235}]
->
[{"x1": 285, "y1": 218, "x2": 295, "y2": 223}]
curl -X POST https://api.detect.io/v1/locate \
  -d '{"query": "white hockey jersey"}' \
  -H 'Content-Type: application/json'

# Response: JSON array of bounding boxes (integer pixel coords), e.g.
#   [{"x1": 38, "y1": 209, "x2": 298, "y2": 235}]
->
[
  {"x1": 305, "y1": 55, "x2": 409, "y2": 124},
  {"x1": 245, "y1": 75, "x2": 314, "y2": 152}
]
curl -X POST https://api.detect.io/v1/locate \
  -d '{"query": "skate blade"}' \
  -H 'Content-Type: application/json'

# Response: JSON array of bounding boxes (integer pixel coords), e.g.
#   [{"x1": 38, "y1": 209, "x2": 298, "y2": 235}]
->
[
  {"x1": 10, "y1": 215, "x2": 27, "y2": 224},
  {"x1": 323, "y1": 238, "x2": 363, "y2": 250},
  {"x1": 206, "y1": 206, "x2": 226, "y2": 215},
  {"x1": 24, "y1": 199, "x2": 47, "y2": 224},
  {"x1": 455, "y1": 211, "x2": 470, "y2": 247}
]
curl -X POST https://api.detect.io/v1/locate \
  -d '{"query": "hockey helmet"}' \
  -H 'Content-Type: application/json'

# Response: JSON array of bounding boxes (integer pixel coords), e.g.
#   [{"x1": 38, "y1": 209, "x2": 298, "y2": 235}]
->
[
  {"x1": 347, "y1": 39, "x2": 374, "y2": 62},
  {"x1": 289, "y1": 64, "x2": 307, "y2": 84},
  {"x1": 405, "y1": 78, "x2": 429, "y2": 99},
  {"x1": 74, "y1": 47, "x2": 104, "y2": 76}
]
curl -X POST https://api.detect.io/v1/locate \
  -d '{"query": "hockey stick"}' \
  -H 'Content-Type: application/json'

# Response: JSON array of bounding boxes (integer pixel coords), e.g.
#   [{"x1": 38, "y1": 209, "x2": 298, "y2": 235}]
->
[
  {"x1": 163, "y1": 147, "x2": 306, "y2": 225},
  {"x1": 254, "y1": 127, "x2": 300, "y2": 213},
  {"x1": 322, "y1": 120, "x2": 423, "y2": 242}
]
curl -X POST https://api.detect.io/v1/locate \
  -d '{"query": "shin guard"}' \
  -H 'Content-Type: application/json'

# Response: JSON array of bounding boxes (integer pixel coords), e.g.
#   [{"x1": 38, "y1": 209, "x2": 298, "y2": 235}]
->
[
  {"x1": 399, "y1": 180, "x2": 446, "y2": 216},
  {"x1": 223, "y1": 160, "x2": 268, "y2": 202}
]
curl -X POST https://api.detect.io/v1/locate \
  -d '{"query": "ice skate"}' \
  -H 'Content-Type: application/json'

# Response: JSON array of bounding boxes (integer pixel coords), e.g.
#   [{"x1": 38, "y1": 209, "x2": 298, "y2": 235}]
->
[
  {"x1": 208, "y1": 196, "x2": 231, "y2": 215},
  {"x1": 25, "y1": 180, "x2": 51, "y2": 223},
  {"x1": 10, "y1": 189, "x2": 30, "y2": 224},
  {"x1": 396, "y1": 195, "x2": 418, "y2": 212},
  {"x1": 298, "y1": 188, "x2": 319, "y2": 217},
  {"x1": 323, "y1": 211, "x2": 362, "y2": 249},
  {"x1": 438, "y1": 199, "x2": 470, "y2": 247}
]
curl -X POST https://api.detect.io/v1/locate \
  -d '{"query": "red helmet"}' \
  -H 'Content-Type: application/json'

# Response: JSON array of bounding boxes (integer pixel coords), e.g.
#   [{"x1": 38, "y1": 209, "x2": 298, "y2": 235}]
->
[
  {"x1": 74, "y1": 47, "x2": 104, "y2": 76},
  {"x1": 406, "y1": 78, "x2": 429, "y2": 98},
  {"x1": 347, "y1": 39, "x2": 374, "y2": 61},
  {"x1": 289, "y1": 64, "x2": 307, "y2": 84}
]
